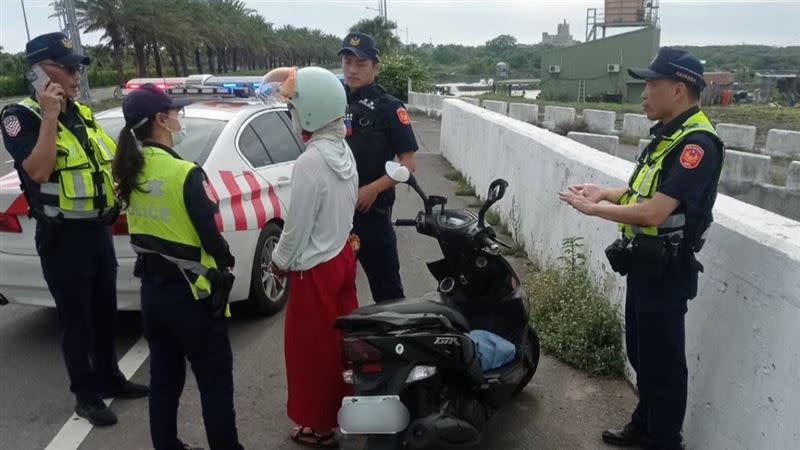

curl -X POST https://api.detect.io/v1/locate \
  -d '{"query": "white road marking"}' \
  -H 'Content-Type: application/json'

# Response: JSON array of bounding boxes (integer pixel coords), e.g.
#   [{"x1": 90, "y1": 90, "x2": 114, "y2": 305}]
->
[{"x1": 44, "y1": 336, "x2": 150, "y2": 450}]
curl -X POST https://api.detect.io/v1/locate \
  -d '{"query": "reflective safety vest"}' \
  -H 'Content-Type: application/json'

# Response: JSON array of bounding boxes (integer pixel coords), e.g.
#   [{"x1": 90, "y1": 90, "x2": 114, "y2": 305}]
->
[
  {"x1": 17, "y1": 98, "x2": 117, "y2": 220},
  {"x1": 126, "y1": 146, "x2": 218, "y2": 302},
  {"x1": 619, "y1": 110, "x2": 723, "y2": 241}
]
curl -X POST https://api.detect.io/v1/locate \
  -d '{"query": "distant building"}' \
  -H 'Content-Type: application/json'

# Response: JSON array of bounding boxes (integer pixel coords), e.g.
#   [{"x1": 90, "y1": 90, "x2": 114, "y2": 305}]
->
[
  {"x1": 496, "y1": 62, "x2": 509, "y2": 79},
  {"x1": 542, "y1": 20, "x2": 580, "y2": 48},
  {"x1": 702, "y1": 72, "x2": 735, "y2": 105},
  {"x1": 540, "y1": 26, "x2": 660, "y2": 104},
  {"x1": 755, "y1": 70, "x2": 799, "y2": 103}
]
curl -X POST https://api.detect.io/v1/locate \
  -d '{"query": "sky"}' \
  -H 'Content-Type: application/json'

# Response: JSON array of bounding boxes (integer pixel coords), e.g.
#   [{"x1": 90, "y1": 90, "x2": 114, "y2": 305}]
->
[{"x1": 1, "y1": 0, "x2": 798, "y2": 54}]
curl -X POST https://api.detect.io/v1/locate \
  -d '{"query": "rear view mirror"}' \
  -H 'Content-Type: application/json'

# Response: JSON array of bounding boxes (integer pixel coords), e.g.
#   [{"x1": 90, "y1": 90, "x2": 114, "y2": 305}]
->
[
  {"x1": 487, "y1": 179, "x2": 508, "y2": 202},
  {"x1": 386, "y1": 161, "x2": 411, "y2": 183}
]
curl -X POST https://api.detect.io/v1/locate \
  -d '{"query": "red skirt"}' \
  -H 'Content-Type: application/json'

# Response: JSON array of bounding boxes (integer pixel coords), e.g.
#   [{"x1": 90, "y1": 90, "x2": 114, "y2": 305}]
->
[{"x1": 284, "y1": 245, "x2": 358, "y2": 430}]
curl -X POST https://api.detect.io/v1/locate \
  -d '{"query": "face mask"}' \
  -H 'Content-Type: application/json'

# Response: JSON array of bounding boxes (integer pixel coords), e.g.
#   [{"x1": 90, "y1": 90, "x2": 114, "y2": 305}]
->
[{"x1": 164, "y1": 116, "x2": 186, "y2": 147}]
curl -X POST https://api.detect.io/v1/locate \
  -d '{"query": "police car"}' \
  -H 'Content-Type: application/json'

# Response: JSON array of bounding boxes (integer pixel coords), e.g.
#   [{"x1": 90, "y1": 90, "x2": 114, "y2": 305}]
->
[{"x1": 0, "y1": 95, "x2": 302, "y2": 316}]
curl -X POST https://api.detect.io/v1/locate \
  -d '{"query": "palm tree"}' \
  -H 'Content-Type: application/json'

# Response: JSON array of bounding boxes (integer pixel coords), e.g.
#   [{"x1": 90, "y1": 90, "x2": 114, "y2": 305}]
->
[
  {"x1": 73, "y1": 0, "x2": 128, "y2": 85},
  {"x1": 349, "y1": 16, "x2": 402, "y2": 56}
]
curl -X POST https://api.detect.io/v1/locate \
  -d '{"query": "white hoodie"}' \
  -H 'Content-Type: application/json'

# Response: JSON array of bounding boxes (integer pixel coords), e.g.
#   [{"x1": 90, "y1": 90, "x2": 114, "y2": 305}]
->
[{"x1": 271, "y1": 119, "x2": 358, "y2": 272}]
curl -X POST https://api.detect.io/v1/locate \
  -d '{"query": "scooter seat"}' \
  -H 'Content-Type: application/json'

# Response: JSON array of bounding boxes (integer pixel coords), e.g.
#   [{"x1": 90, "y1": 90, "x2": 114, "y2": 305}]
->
[{"x1": 351, "y1": 297, "x2": 470, "y2": 331}]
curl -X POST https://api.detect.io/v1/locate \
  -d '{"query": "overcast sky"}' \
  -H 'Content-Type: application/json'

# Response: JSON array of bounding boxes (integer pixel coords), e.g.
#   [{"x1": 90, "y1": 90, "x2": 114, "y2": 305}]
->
[{"x1": 1, "y1": 0, "x2": 797, "y2": 54}]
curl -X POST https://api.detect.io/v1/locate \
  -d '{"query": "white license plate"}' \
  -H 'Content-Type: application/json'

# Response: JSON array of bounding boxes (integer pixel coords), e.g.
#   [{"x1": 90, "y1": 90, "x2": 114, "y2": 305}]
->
[{"x1": 338, "y1": 395, "x2": 411, "y2": 435}]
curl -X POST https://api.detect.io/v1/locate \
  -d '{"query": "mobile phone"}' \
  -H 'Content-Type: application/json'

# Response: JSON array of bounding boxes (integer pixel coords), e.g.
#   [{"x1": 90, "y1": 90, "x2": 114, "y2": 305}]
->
[{"x1": 26, "y1": 64, "x2": 51, "y2": 93}]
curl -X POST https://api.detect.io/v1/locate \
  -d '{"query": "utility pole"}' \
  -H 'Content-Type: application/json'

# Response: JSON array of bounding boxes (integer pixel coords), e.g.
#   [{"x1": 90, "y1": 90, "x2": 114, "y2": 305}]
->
[
  {"x1": 20, "y1": 0, "x2": 31, "y2": 41},
  {"x1": 61, "y1": 0, "x2": 91, "y2": 101}
]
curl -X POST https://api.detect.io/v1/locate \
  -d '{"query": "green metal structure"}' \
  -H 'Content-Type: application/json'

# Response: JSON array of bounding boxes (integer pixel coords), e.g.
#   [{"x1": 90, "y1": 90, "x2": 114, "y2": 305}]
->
[{"x1": 540, "y1": 26, "x2": 660, "y2": 103}]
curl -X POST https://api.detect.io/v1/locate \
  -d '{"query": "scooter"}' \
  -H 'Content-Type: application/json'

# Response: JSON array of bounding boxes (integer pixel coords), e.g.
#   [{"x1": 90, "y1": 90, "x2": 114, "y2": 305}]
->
[{"x1": 336, "y1": 162, "x2": 541, "y2": 450}]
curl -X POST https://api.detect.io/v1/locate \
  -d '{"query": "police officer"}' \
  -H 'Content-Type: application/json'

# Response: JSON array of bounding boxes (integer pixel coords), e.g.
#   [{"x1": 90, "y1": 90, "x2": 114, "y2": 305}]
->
[
  {"x1": 559, "y1": 48, "x2": 724, "y2": 450},
  {"x1": 339, "y1": 32, "x2": 419, "y2": 302},
  {"x1": 112, "y1": 84, "x2": 243, "y2": 450},
  {"x1": 0, "y1": 32, "x2": 148, "y2": 426}
]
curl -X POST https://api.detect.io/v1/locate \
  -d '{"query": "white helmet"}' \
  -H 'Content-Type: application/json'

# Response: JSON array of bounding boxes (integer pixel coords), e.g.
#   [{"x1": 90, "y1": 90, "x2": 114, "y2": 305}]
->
[{"x1": 257, "y1": 67, "x2": 346, "y2": 133}]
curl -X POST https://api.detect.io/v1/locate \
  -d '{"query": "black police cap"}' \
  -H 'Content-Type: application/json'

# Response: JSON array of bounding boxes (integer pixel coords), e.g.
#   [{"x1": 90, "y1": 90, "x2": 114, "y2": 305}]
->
[
  {"x1": 26, "y1": 32, "x2": 90, "y2": 67},
  {"x1": 338, "y1": 32, "x2": 380, "y2": 62},
  {"x1": 628, "y1": 47, "x2": 706, "y2": 92},
  {"x1": 122, "y1": 84, "x2": 192, "y2": 129}
]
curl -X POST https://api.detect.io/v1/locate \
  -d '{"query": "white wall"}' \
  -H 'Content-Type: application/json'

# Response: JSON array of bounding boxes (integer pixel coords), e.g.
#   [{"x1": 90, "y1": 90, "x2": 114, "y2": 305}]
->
[{"x1": 440, "y1": 99, "x2": 800, "y2": 450}]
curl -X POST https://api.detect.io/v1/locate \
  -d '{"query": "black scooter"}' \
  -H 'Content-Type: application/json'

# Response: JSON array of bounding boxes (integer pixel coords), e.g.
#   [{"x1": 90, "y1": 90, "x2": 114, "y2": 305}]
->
[{"x1": 336, "y1": 162, "x2": 541, "y2": 450}]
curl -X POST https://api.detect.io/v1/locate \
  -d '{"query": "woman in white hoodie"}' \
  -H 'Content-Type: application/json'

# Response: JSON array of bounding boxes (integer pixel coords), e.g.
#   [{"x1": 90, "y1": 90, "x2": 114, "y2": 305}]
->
[{"x1": 264, "y1": 67, "x2": 359, "y2": 448}]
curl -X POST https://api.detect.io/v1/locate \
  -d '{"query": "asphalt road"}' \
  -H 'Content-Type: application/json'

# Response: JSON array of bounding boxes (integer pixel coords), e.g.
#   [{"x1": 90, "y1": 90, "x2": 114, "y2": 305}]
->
[{"x1": 0, "y1": 114, "x2": 636, "y2": 450}]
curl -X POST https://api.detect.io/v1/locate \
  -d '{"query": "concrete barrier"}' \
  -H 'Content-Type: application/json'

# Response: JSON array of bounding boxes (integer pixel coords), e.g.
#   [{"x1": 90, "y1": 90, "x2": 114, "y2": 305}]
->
[
  {"x1": 720, "y1": 150, "x2": 771, "y2": 187},
  {"x1": 440, "y1": 98, "x2": 800, "y2": 450},
  {"x1": 622, "y1": 113, "x2": 655, "y2": 138},
  {"x1": 543, "y1": 106, "x2": 576, "y2": 131},
  {"x1": 717, "y1": 123, "x2": 757, "y2": 152},
  {"x1": 638, "y1": 138, "x2": 651, "y2": 152},
  {"x1": 508, "y1": 103, "x2": 539, "y2": 124},
  {"x1": 567, "y1": 132, "x2": 619, "y2": 155},
  {"x1": 483, "y1": 100, "x2": 508, "y2": 115},
  {"x1": 459, "y1": 97, "x2": 480, "y2": 106},
  {"x1": 406, "y1": 92, "x2": 445, "y2": 117},
  {"x1": 583, "y1": 109, "x2": 616, "y2": 134},
  {"x1": 766, "y1": 129, "x2": 800, "y2": 158},
  {"x1": 788, "y1": 161, "x2": 800, "y2": 192}
]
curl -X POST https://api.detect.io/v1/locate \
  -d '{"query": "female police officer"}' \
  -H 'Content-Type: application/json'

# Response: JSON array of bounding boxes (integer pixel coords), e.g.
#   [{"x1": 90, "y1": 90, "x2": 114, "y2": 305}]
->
[{"x1": 112, "y1": 84, "x2": 243, "y2": 450}]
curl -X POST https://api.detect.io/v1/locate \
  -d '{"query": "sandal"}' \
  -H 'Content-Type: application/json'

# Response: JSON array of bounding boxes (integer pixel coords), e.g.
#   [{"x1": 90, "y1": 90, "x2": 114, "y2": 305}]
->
[{"x1": 290, "y1": 426, "x2": 339, "y2": 448}]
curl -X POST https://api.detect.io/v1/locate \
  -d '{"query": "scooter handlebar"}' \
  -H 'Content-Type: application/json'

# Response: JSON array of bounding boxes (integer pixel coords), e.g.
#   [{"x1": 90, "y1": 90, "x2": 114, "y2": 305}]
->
[{"x1": 394, "y1": 219, "x2": 417, "y2": 227}]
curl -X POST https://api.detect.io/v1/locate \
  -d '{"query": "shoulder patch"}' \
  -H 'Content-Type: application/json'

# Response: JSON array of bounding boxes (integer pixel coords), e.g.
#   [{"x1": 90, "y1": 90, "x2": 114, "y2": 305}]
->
[
  {"x1": 679, "y1": 144, "x2": 704, "y2": 170},
  {"x1": 3, "y1": 115, "x2": 21, "y2": 137},
  {"x1": 396, "y1": 107, "x2": 411, "y2": 126},
  {"x1": 203, "y1": 179, "x2": 219, "y2": 204}
]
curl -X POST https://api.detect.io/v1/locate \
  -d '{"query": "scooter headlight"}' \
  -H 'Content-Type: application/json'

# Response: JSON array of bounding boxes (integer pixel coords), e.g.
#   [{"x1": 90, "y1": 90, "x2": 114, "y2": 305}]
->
[{"x1": 406, "y1": 365, "x2": 437, "y2": 384}]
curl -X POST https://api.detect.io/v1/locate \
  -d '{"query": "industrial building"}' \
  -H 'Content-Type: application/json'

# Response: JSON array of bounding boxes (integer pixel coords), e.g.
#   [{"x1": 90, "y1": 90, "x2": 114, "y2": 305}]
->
[{"x1": 539, "y1": 0, "x2": 661, "y2": 103}]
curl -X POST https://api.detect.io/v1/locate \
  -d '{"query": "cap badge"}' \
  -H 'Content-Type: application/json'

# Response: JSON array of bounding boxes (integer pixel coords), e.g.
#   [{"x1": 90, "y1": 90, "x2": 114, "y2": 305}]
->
[
  {"x1": 62, "y1": 38, "x2": 73, "y2": 49},
  {"x1": 349, "y1": 36, "x2": 361, "y2": 47}
]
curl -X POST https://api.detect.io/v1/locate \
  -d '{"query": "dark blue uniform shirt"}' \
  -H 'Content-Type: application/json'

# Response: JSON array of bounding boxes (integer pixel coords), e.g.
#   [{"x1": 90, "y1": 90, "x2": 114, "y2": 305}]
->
[{"x1": 345, "y1": 83, "x2": 418, "y2": 211}]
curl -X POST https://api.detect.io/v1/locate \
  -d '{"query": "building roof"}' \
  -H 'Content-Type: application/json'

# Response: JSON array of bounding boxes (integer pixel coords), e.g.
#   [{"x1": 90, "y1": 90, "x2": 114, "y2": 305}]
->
[{"x1": 704, "y1": 72, "x2": 735, "y2": 86}]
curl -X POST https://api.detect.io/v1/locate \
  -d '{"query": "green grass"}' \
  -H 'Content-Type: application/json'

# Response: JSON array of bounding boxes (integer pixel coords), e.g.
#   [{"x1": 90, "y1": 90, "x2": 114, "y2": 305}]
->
[
  {"x1": 528, "y1": 237, "x2": 625, "y2": 377},
  {"x1": 485, "y1": 210, "x2": 501, "y2": 226},
  {"x1": 445, "y1": 169, "x2": 476, "y2": 197}
]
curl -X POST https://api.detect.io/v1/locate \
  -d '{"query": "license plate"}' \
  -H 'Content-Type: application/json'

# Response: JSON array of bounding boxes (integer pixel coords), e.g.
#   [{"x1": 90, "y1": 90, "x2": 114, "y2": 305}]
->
[{"x1": 338, "y1": 395, "x2": 411, "y2": 435}]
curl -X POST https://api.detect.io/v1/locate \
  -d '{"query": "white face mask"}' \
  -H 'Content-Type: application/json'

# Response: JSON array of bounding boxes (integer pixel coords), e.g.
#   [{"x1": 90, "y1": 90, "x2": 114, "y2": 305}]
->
[{"x1": 164, "y1": 115, "x2": 186, "y2": 147}]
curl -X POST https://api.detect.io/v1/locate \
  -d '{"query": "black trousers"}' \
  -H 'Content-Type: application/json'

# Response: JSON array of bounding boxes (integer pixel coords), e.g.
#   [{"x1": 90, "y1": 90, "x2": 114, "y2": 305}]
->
[
  {"x1": 141, "y1": 273, "x2": 243, "y2": 450},
  {"x1": 353, "y1": 209, "x2": 404, "y2": 302},
  {"x1": 39, "y1": 222, "x2": 125, "y2": 404},
  {"x1": 625, "y1": 261, "x2": 690, "y2": 450}
]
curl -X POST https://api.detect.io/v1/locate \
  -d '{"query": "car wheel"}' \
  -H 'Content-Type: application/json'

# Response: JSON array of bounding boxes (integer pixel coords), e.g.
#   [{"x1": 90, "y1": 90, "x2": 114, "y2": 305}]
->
[{"x1": 248, "y1": 222, "x2": 289, "y2": 316}]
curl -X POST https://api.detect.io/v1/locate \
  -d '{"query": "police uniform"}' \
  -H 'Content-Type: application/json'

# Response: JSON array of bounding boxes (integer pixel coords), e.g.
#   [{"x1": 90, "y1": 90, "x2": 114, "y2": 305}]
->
[
  {"x1": 121, "y1": 86, "x2": 243, "y2": 450},
  {"x1": 0, "y1": 33, "x2": 147, "y2": 426},
  {"x1": 339, "y1": 33, "x2": 419, "y2": 302},
  {"x1": 603, "y1": 49, "x2": 725, "y2": 450}
]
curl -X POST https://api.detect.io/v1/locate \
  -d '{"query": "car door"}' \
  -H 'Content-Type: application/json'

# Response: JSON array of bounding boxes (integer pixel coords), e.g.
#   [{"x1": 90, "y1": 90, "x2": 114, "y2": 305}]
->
[{"x1": 237, "y1": 110, "x2": 303, "y2": 220}]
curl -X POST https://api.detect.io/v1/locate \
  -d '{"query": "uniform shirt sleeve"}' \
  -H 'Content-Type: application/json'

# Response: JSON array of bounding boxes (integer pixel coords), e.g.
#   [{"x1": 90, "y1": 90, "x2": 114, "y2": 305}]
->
[
  {"x1": 384, "y1": 98, "x2": 419, "y2": 156},
  {"x1": 657, "y1": 133, "x2": 722, "y2": 206},
  {"x1": 270, "y1": 154, "x2": 321, "y2": 271},
  {"x1": 1, "y1": 106, "x2": 40, "y2": 171},
  {"x1": 183, "y1": 167, "x2": 235, "y2": 268}
]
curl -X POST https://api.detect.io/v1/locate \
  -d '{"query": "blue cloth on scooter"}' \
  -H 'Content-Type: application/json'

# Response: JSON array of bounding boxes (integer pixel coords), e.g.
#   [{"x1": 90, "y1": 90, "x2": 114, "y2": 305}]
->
[{"x1": 468, "y1": 330, "x2": 516, "y2": 371}]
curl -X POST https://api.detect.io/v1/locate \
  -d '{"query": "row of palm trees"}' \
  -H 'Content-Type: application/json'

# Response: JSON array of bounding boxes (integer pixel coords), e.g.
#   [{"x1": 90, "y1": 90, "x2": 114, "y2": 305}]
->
[{"x1": 55, "y1": 0, "x2": 343, "y2": 84}]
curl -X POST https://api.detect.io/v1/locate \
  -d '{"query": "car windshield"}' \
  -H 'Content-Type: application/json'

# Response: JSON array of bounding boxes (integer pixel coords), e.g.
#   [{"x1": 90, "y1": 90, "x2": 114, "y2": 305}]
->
[{"x1": 97, "y1": 116, "x2": 227, "y2": 166}]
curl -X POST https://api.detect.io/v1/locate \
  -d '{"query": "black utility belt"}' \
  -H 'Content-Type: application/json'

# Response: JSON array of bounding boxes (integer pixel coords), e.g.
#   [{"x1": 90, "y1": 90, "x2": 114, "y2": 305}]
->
[{"x1": 606, "y1": 234, "x2": 702, "y2": 276}]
